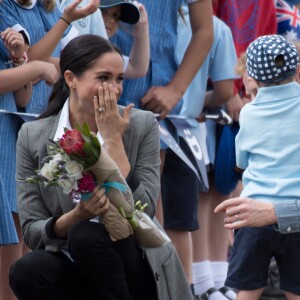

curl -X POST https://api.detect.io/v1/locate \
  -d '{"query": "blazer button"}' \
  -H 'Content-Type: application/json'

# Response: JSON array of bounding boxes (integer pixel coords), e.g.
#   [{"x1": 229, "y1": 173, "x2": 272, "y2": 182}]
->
[{"x1": 155, "y1": 272, "x2": 160, "y2": 281}]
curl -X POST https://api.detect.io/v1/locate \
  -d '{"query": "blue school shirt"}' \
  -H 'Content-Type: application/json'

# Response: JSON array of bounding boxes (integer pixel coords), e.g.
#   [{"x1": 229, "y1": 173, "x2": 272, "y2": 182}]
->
[
  {"x1": 236, "y1": 82, "x2": 300, "y2": 202},
  {"x1": 111, "y1": 0, "x2": 187, "y2": 113},
  {"x1": 0, "y1": 0, "x2": 73, "y2": 114}
]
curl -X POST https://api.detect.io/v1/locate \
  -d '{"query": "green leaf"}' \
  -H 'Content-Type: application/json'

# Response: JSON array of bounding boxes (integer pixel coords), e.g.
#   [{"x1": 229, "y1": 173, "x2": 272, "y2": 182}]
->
[
  {"x1": 83, "y1": 122, "x2": 90, "y2": 137},
  {"x1": 90, "y1": 134, "x2": 101, "y2": 149},
  {"x1": 74, "y1": 123, "x2": 82, "y2": 133},
  {"x1": 90, "y1": 144, "x2": 100, "y2": 159}
]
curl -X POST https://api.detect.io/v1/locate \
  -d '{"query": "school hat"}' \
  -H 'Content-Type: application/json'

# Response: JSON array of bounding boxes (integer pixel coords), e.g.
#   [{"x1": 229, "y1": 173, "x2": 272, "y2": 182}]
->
[
  {"x1": 100, "y1": 0, "x2": 140, "y2": 25},
  {"x1": 246, "y1": 34, "x2": 299, "y2": 83}
]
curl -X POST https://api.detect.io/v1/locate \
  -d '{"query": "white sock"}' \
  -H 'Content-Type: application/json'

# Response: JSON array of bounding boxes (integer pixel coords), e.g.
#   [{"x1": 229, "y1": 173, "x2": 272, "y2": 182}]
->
[
  {"x1": 210, "y1": 261, "x2": 228, "y2": 289},
  {"x1": 192, "y1": 261, "x2": 229, "y2": 299},
  {"x1": 211, "y1": 261, "x2": 236, "y2": 300},
  {"x1": 192, "y1": 261, "x2": 215, "y2": 295}
]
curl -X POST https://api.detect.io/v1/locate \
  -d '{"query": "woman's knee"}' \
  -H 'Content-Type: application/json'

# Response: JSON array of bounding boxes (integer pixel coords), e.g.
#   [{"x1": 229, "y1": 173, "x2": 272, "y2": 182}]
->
[{"x1": 68, "y1": 221, "x2": 110, "y2": 252}]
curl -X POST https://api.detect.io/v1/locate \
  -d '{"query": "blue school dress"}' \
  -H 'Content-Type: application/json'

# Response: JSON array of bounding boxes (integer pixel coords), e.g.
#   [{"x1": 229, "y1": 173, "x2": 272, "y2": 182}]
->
[
  {"x1": 0, "y1": 12, "x2": 27, "y2": 245},
  {"x1": 0, "y1": 0, "x2": 73, "y2": 113},
  {"x1": 0, "y1": 0, "x2": 73, "y2": 244}
]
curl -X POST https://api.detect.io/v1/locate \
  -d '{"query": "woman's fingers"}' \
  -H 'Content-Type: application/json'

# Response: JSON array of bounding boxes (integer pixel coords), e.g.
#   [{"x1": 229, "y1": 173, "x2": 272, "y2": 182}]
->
[
  {"x1": 98, "y1": 85, "x2": 105, "y2": 109},
  {"x1": 108, "y1": 83, "x2": 117, "y2": 111}
]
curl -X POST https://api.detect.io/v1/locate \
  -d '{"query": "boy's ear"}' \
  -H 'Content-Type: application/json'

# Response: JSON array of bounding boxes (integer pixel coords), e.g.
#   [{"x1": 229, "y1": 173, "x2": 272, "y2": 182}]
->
[
  {"x1": 64, "y1": 70, "x2": 75, "y2": 88},
  {"x1": 247, "y1": 76, "x2": 259, "y2": 88}
]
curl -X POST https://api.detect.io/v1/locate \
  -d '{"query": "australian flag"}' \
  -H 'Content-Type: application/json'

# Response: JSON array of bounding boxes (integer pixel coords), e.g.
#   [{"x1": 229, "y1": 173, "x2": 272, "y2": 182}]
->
[{"x1": 276, "y1": 0, "x2": 300, "y2": 40}]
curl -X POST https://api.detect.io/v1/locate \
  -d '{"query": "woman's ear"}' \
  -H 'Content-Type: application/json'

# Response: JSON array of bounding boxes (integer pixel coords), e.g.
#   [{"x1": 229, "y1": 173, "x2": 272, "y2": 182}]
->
[{"x1": 64, "y1": 70, "x2": 76, "y2": 88}]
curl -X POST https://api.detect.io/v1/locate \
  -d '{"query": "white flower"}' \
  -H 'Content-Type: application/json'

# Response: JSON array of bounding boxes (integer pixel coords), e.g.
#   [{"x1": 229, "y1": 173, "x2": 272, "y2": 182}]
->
[
  {"x1": 52, "y1": 153, "x2": 64, "y2": 162},
  {"x1": 48, "y1": 153, "x2": 66, "y2": 172},
  {"x1": 65, "y1": 160, "x2": 84, "y2": 180},
  {"x1": 39, "y1": 163, "x2": 54, "y2": 182},
  {"x1": 58, "y1": 177, "x2": 77, "y2": 194}
]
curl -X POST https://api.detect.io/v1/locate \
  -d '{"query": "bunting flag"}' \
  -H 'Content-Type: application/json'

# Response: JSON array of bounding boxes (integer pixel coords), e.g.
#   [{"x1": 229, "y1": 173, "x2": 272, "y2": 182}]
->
[
  {"x1": 0, "y1": 109, "x2": 38, "y2": 122},
  {"x1": 169, "y1": 117, "x2": 209, "y2": 189},
  {"x1": 158, "y1": 120, "x2": 202, "y2": 182}
]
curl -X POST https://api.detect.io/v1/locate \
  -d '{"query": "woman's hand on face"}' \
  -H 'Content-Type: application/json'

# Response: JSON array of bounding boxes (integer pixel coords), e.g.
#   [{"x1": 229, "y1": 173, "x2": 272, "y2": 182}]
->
[
  {"x1": 94, "y1": 82, "x2": 134, "y2": 141},
  {"x1": 62, "y1": 0, "x2": 99, "y2": 23},
  {"x1": 74, "y1": 187, "x2": 110, "y2": 220}
]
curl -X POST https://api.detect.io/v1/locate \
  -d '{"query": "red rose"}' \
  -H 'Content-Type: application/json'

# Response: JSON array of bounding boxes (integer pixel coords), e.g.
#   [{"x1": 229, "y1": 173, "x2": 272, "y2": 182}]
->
[{"x1": 60, "y1": 129, "x2": 85, "y2": 156}]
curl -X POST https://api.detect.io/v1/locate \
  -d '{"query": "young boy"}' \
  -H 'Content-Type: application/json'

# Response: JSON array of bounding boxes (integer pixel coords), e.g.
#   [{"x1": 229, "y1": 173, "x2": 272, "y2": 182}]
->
[{"x1": 226, "y1": 34, "x2": 300, "y2": 300}]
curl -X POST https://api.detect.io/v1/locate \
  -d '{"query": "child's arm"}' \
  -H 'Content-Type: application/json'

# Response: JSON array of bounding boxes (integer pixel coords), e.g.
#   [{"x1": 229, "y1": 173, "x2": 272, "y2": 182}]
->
[
  {"x1": 1, "y1": 28, "x2": 31, "y2": 107},
  {"x1": 140, "y1": 0, "x2": 213, "y2": 119},
  {"x1": 0, "y1": 61, "x2": 58, "y2": 105},
  {"x1": 124, "y1": 3, "x2": 149, "y2": 79},
  {"x1": 204, "y1": 79, "x2": 234, "y2": 107},
  {"x1": 25, "y1": 0, "x2": 99, "y2": 64}
]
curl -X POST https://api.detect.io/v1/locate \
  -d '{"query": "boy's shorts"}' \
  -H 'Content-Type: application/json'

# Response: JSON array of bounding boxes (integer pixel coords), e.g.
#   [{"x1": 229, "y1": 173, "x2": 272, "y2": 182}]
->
[
  {"x1": 226, "y1": 226, "x2": 300, "y2": 295},
  {"x1": 161, "y1": 138, "x2": 205, "y2": 231}
]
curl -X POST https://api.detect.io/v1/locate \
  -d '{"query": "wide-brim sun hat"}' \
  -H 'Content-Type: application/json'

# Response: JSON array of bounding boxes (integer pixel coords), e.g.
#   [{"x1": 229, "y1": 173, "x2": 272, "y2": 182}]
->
[{"x1": 100, "y1": 0, "x2": 140, "y2": 25}]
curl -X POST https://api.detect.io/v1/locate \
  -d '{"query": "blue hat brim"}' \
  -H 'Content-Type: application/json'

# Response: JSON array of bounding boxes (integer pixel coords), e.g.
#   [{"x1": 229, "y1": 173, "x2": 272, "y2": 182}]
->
[{"x1": 100, "y1": 0, "x2": 140, "y2": 25}]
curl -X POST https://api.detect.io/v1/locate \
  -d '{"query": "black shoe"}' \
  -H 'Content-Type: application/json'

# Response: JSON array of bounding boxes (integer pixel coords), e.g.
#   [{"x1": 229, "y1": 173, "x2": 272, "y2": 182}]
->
[
  {"x1": 195, "y1": 287, "x2": 218, "y2": 300},
  {"x1": 219, "y1": 286, "x2": 236, "y2": 299}
]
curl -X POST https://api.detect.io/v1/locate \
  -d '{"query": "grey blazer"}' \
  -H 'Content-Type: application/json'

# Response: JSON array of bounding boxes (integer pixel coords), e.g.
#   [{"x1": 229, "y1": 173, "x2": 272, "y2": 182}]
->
[{"x1": 16, "y1": 107, "x2": 193, "y2": 300}]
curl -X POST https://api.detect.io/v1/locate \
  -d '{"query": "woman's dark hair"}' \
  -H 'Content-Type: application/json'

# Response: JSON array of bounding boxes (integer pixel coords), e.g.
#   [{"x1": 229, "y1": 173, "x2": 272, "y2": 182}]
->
[{"x1": 39, "y1": 34, "x2": 122, "y2": 119}]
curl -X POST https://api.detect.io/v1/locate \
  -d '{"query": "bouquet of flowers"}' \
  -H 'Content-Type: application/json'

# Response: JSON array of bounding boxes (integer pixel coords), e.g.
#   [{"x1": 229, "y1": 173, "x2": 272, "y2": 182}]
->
[{"x1": 27, "y1": 122, "x2": 169, "y2": 248}]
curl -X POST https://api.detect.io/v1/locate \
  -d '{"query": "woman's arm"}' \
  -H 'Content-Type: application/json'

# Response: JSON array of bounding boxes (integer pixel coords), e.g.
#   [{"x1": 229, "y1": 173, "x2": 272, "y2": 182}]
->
[
  {"x1": 94, "y1": 84, "x2": 160, "y2": 216},
  {"x1": 16, "y1": 121, "x2": 109, "y2": 249},
  {"x1": 53, "y1": 187, "x2": 109, "y2": 239},
  {"x1": 126, "y1": 111, "x2": 161, "y2": 217}
]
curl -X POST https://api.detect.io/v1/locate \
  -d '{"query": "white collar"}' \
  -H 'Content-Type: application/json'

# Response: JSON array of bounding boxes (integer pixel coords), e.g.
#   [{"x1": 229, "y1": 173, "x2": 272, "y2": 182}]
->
[
  {"x1": 13, "y1": 0, "x2": 37, "y2": 9},
  {"x1": 54, "y1": 98, "x2": 104, "y2": 145}
]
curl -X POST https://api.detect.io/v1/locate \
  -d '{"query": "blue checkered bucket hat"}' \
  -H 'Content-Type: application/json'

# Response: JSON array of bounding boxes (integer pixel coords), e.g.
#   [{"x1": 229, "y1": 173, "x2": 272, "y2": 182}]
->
[{"x1": 246, "y1": 35, "x2": 299, "y2": 83}]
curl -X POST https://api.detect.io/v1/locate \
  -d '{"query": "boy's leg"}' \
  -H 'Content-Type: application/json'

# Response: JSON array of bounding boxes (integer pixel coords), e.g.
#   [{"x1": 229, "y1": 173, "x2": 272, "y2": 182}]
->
[
  {"x1": 225, "y1": 227, "x2": 273, "y2": 294},
  {"x1": 275, "y1": 232, "x2": 300, "y2": 299},
  {"x1": 161, "y1": 140, "x2": 201, "y2": 284},
  {"x1": 284, "y1": 291, "x2": 300, "y2": 300},
  {"x1": 236, "y1": 288, "x2": 264, "y2": 300}
]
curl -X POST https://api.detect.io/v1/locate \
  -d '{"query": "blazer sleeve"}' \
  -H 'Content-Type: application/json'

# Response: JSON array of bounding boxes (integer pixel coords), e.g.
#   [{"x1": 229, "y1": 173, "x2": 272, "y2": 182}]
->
[
  {"x1": 126, "y1": 111, "x2": 161, "y2": 218},
  {"x1": 16, "y1": 123, "x2": 66, "y2": 251}
]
